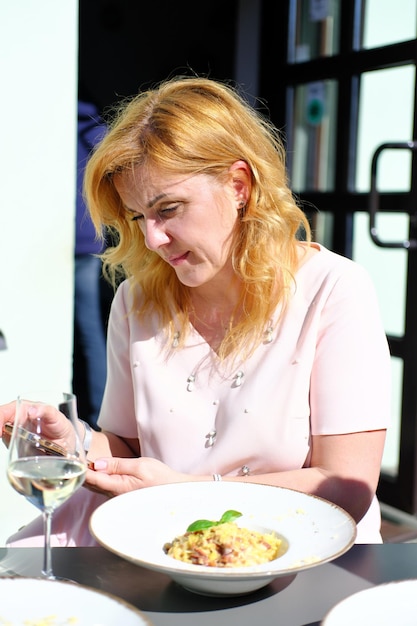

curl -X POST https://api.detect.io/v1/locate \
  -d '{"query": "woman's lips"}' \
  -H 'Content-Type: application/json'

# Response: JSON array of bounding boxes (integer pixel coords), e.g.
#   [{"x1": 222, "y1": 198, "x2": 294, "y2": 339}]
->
[{"x1": 167, "y1": 252, "x2": 189, "y2": 266}]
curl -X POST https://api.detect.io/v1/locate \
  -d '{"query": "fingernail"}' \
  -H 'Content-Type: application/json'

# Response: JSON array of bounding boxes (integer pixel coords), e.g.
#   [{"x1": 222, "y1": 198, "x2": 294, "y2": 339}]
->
[
  {"x1": 27, "y1": 406, "x2": 41, "y2": 418},
  {"x1": 93, "y1": 459, "x2": 108, "y2": 471}
]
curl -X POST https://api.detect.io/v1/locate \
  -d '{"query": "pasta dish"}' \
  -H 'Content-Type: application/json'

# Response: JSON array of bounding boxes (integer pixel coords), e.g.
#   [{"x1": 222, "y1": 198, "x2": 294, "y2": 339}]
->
[{"x1": 164, "y1": 521, "x2": 283, "y2": 567}]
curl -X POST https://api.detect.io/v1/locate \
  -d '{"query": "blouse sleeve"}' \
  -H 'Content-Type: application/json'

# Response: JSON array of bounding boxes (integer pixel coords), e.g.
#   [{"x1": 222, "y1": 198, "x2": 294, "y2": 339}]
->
[
  {"x1": 97, "y1": 280, "x2": 138, "y2": 438},
  {"x1": 309, "y1": 260, "x2": 391, "y2": 435}
]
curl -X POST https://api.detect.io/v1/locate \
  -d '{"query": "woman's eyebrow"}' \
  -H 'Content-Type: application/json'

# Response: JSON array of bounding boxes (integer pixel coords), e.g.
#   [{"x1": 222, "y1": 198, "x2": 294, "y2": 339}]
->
[
  {"x1": 122, "y1": 193, "x2": 169, "y2": 214},
  {"x1": 147, "y1": 192, "x2": 168, "y2": 208}
]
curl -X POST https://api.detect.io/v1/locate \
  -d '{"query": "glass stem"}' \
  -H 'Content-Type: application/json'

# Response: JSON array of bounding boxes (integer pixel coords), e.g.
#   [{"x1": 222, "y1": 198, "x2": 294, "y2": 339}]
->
[{"x1": 42, "y1": 509, "x2": 54, "y2": 579}]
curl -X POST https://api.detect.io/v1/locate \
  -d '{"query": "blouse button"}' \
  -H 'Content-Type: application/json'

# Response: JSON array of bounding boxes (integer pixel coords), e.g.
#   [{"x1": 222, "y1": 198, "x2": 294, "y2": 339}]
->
[
  {"x1": 233, "y1": 371, "x2": 244, "y2": 387},
  {"x1": 206, "y1": 430, "x2": 217, "y2": 447}
]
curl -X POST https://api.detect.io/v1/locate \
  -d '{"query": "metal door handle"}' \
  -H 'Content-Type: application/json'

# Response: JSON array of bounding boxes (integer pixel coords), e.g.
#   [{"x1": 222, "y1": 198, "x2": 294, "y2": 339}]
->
[{"x1": 369, "y1": 141, "x2": 417, "y2": 249}]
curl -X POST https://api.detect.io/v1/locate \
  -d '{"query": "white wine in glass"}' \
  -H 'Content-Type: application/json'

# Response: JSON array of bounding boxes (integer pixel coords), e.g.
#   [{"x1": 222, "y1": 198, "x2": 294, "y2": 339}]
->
[{"x1": 7, "y1": 391, "x2": 87, "y2": 579}]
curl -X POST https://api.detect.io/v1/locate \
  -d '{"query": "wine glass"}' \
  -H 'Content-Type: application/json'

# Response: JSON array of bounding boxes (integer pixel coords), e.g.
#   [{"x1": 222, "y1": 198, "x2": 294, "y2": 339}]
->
[{"x1": 6, "y1": 391, "x2": 87, "y2": 579}]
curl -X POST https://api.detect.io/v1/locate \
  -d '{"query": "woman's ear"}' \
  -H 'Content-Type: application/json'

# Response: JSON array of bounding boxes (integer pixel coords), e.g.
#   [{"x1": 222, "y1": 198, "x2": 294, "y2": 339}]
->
[{"x1": 228, "y1": 160, "x2": 251, "y2": 208}]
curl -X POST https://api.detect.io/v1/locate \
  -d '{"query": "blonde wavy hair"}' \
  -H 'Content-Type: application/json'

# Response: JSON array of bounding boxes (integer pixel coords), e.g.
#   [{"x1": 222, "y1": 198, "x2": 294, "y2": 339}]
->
[{"x1": 84, "y1": 76, "x2": 310, "y2": 361}]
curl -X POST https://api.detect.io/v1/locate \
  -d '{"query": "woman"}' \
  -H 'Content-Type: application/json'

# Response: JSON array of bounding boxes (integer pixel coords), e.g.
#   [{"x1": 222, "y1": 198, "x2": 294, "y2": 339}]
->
[{"x1": 1, "y1": 76, "x2": 390, "y2": 545}]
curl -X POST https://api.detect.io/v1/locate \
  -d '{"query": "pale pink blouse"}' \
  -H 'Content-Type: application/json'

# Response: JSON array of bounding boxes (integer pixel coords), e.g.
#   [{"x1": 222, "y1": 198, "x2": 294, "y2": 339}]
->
[
  {"x1": 8, "y1": 245, "x2": 391, "y2": 546},
  {"x1": 98, "y1": 244, "x2": 391, "y2": 541}
]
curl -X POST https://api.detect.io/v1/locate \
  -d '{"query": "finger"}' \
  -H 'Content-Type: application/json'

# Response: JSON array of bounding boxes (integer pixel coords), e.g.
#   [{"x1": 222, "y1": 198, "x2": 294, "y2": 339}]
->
[
  {"x1": 92, "y1": 457, "x2": 140, "y2": 475},
  {"x1": 1, "y1": 402, "x2": 16, "y2": 446},
  {"x1": 0, "y1": 401, "x2": 16, "y2": 427},
  {"x1": 83, "y1": 468, "x2": 114, "y2": 498},
  {"x1": 85, "y1": 465, "x2": 131, "y2": 497},
  {"x1": 21, "y1": 403, "x2": 72, "y2": 440}
]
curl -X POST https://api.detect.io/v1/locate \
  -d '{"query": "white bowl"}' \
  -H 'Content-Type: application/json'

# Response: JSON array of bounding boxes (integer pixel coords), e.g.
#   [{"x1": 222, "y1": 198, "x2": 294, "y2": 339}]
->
[
  {"x1": 322, "y1": 579, "x2": 417, "y2": 625},
  {"x1": 90, "y1": 481, "x2": 356, "y2": 596},
  {"x1": 0, "y1": 577, "x2": 152, "y2": 625}
]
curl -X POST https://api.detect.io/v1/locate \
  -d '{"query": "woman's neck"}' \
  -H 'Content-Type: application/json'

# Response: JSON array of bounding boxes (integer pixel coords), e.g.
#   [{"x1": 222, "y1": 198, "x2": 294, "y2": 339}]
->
[{"x1": 188, "y1": 282, "x2": 242, "y2": 352}]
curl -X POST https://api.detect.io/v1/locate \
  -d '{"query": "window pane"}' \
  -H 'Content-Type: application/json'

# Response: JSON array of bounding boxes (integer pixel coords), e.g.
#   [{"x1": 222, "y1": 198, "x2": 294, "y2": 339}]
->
[
  {"x1": 290, "y1": 80, "x2": 338, "y2": 192},
  {"x1": 353, "y1": 213, "x2": 409, "y2": 476},
  {"x1": 353, "y1": 215, "x2": 406, "y2": 482},
  {"x1": 381, "y1": 357, "x2": 403, "y2": 478},
  {"x1": 288, "y1": 0, "x2": 341, "y2": 62},
  {"x1": 362, "y1": 0, "x2": 417, "y2": 49},
  {"x1": 353, "y1": 213, "x2": 407, "y2": 337},
  {"x1": 311, "y1": 211, "x2": 334, "y2": 249},
  {"x1": 355, "y1": 65, "x2": 415, "y2": 193}
]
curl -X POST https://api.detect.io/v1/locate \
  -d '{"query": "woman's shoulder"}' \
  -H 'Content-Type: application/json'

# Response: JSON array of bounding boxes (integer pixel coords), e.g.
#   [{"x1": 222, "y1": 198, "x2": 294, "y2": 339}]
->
[
  {"x1": 297, "y1": 242, "x2": 371, "y2": 281},
  {"x1": 294, "y1": 243, "x2": 378, "y2": 309},
  {"x1": 109, "y1": 279, "x2": 144, "y2": 323},
  {"x1": 110, "y1": 279, "x2": 162, "y2": 338},
  {"x1": 112, "y1": 278, "x2": 143, "y2": 305}
]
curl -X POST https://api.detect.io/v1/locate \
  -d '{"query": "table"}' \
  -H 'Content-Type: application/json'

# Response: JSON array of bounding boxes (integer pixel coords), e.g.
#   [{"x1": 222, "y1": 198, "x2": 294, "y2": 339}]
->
[{"x1": 1, "y1": 544, "x2": 417, "y2": 626}]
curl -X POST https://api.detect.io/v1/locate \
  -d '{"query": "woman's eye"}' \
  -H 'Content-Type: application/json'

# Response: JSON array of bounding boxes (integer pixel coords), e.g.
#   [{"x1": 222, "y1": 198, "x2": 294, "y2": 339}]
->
[
  {"x1": 160, "y1": 204, "x2": 179, "y2": 216},
  {"x1": 129, "y1": 204, "x2": 179, "y2": 223}
]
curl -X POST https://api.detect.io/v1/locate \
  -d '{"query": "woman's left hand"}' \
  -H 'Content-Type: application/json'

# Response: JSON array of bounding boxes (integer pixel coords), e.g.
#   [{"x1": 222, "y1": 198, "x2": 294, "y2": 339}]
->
[{"x1": 84, "y1": 456, "x2": 192, "y2": 497}]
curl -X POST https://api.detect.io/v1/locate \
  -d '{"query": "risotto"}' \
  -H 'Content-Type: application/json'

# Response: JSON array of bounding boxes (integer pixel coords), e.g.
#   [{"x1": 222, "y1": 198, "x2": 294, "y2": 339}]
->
[{"x1": 163, "y1": 521, "x2": 283, "y2": 567}]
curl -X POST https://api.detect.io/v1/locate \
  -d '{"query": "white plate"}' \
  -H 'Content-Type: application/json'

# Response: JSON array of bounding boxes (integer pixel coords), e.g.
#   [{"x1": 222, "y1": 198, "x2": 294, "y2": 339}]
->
[
  {"x1": 90, "y1": 481, "x2": 356, "y2": 596},
  {"x1": 0, "y1": 577, "x2": 152, "y2": 625},
  {"x1": 322, "y1": 579, "x2": 417, "y2": 625}
]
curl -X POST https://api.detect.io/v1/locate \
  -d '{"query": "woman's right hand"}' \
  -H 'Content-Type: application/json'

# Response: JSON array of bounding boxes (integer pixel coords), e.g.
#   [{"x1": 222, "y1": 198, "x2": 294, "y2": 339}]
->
[
  {"x1": 0, "y1": 400, "x2": 76, "y2": 450},
  {"x1": 0, "y1": 401, "x2": 17, "y2": 446}
]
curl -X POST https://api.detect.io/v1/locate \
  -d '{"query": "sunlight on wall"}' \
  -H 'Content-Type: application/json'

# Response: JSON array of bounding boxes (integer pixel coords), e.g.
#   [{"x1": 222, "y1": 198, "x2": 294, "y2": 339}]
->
[
  {"x1": 0, "y1": 0, "x2": 78, "y2": 543},
  {"x1": 0, "y1": 1, "x2": 78, "y2": 402}
]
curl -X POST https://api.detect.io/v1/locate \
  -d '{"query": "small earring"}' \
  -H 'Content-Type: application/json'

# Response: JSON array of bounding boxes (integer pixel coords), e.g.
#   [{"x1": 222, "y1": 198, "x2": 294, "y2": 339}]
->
[{"x1": 238, "y1": 200, "x2": 245, "y2": 209}]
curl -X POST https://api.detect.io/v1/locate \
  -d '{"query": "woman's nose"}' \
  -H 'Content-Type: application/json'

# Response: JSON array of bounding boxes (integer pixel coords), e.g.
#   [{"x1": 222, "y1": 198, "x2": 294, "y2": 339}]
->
[{"x1": 143, "y1": 219, "x2": 171, "y2": 251}]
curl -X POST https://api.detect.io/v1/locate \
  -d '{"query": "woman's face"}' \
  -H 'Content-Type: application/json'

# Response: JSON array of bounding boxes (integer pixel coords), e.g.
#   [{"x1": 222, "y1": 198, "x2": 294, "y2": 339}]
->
[{"x1": 113, "y1": 163, "x2": 249, "y2": 292}]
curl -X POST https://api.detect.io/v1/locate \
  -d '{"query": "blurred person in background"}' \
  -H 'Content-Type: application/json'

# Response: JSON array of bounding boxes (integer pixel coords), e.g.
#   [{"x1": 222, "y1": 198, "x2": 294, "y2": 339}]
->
[{"x1": 73, "y1": 100, "x2": 107, "y2": 428}]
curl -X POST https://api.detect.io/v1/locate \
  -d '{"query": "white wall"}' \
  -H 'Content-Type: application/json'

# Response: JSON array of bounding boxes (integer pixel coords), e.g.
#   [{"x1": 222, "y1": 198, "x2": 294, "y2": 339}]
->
[
  {"x1": 0, "y1": 0, "x2": 79, "y2": 543},
  {"x1": 0, "y1": 1, "x2": 78, "y2": 400}
]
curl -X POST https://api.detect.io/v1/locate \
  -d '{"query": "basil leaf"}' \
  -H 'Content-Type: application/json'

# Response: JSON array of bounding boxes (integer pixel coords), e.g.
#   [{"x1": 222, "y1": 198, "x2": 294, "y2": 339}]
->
[
  {"x1": 186, "y1": 519, "x2": 216, "y2": 532},
  {"x1": 219, "y1": 510, "x2": 242, "y2": 524},
  {"x1": 186, "y1": 510, "x2": 243, "y2": 533}
]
